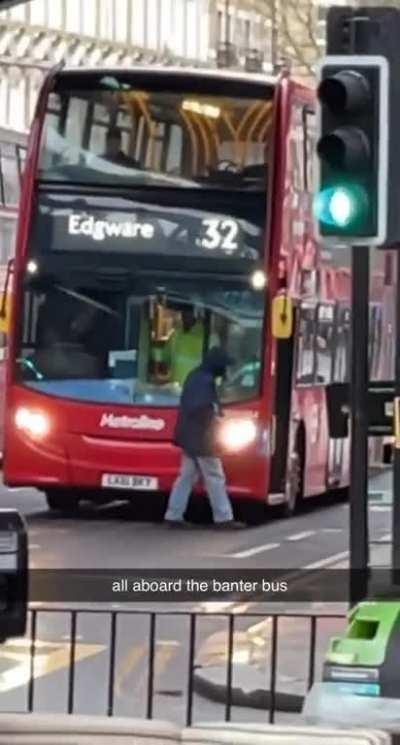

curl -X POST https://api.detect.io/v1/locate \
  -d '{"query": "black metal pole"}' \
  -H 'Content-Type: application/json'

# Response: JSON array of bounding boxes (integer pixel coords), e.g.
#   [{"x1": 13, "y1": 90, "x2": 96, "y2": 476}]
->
[
  {"x1": 349, "y1": 244, "x2": 370, "y2": 605},
  {"x1": 347, "y1": 16, "x2": 371, "y2": 606},
  {"x1": 392, "y1": 252, "x2": 400, "y2": 577}
]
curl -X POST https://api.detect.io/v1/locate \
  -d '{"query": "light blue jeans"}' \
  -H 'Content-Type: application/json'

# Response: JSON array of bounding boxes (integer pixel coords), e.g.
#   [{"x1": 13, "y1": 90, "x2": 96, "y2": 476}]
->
[{"x1": 165, "y1": 452, "x2": 234, "y2": 523}]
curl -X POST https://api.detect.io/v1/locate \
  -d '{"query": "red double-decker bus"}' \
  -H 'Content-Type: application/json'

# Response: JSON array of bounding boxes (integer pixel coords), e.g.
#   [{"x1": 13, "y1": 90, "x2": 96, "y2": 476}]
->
[{"x1": 1, "y1": 66, "x2": 393, "y2": 523}]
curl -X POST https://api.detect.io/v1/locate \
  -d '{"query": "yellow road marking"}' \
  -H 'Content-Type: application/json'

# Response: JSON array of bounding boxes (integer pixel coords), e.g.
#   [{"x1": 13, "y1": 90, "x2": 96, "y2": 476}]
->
[
  {"x1": 0, "y1": 638, "x2": 106, "y2": 693},
  {"x1": 116, "y1": 641, "x2": 179, "y2": 698},
  {"x1": 115, "y1": 644, "x2": 147, "y2": 697}
]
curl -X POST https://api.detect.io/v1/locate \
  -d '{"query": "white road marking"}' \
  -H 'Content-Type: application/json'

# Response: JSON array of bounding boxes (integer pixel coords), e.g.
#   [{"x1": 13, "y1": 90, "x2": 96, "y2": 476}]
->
[
  {"x1": 198, "y1": 601, "x2": 235, "y2": 612},
  {"x1": 29, "y1": 544, "x2": 41, "y2": 550},
  {"x1": 370, "y1": 506, "x2": 391, "y2": 512},
  {"x1": 229, "y1": 542, "x2": 280, "y2": 559},
  {"x1": 322, "y1": 528, "x2": 343, "y2": 533},
  {"x1": 368, "y1": 490, "x2": 392, "y2": 500},
  {"x1": 304, "y1": 550, "x2": 349, "y2": 570},
  {"x1": 377, "y1": 533, "x2": 391, "y2": 543},
  {"x1": 287, "y1": 530, "x2": 315, "y2": 541},
  {"x1": 198, "y1": 601, "x2": 252, "y2": 613},
  {"x1": 61, "y1": 634, "x2": 83, "y2": 641}
]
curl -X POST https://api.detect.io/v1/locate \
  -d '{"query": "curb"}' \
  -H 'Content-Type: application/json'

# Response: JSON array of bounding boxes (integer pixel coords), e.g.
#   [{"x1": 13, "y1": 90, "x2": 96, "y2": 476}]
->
[{"x1": 193, "y1": 666, "x2": 304, "y2": 713}]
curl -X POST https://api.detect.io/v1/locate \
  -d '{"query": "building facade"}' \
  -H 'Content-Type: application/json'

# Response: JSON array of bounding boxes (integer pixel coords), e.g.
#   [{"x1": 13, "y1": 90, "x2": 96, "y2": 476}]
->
[{"x1": 0, "y1": 0, "x2": 273, "y2": 132}]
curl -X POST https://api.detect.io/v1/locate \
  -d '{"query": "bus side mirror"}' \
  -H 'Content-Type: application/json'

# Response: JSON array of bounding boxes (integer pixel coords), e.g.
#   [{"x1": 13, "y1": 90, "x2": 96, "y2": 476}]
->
[
  {"x1": 0, "y1": 293, "x2": 11, "y2": 335},
  {"x1": 0, "y1": 258, "x2": 14, "y2": 335},
  {"x1": 272, "y1": 294, "x2": 293, "y2": 339}
]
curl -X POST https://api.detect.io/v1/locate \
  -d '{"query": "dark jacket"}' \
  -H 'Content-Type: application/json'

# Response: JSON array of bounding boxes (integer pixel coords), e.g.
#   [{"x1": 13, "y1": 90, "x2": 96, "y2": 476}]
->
[{"x1": 174, "y1": 348, "x2": 232, "y2": 458}]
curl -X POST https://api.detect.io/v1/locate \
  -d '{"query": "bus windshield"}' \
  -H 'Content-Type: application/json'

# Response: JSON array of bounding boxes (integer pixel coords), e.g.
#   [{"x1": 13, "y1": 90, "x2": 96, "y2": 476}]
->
[
  {"x1": 38, "y1": 72, "x2": 273, "y2": 191},
  {"x1": 17, "y1": 276, "x2": 265, "y2": 406},
  {"x1": 19, "y1": 72, "x2": 270, "y2": 407}
]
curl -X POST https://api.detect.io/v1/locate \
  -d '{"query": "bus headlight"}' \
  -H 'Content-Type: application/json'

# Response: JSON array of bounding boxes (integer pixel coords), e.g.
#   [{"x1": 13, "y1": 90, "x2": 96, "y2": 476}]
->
[
  {"x1": 219, "y1": 418, "x2": 257, "y2": 452},
  {"x1": 15, "y1": 408, "x2": 50, "y2": 438}
]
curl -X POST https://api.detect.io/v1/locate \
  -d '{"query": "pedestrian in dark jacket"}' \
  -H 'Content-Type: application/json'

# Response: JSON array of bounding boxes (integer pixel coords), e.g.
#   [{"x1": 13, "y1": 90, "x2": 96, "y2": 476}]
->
[{"x1": 164, "y1": 347, "x2": 240, "y2": 529}]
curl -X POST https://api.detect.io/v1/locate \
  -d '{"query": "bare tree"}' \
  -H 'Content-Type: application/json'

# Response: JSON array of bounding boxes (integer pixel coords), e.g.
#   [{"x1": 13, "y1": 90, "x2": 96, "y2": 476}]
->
[
  {"x1": 212, "y1": 0, "x2": 320, "y2": 77},
  {"x1": 276, "y1": 0, "x2": 319, "y2": 77}
]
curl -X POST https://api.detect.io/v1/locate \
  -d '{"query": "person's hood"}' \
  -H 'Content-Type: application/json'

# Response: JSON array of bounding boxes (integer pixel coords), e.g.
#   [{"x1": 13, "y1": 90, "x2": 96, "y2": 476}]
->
[{"x1": 202, "y1": 347, "x2": 234, "y2": 376}]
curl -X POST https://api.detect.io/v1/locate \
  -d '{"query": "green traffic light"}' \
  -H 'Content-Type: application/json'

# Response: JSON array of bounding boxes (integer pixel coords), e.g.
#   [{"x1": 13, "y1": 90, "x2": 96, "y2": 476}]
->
[
  {"x1": 329, "y1": 188, "x2": 355, "y2": 227},
  {"x1": 314, "y1": 184, "x2": 369, "y2": 231}
]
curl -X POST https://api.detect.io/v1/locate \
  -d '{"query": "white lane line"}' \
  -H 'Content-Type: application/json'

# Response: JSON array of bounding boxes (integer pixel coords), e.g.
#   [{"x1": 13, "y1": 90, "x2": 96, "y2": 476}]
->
[
  {"x1": 229, "y1": 542, "x2": 280, "y2": 559},
  {"x1": 377, "y1": 533, "x2": 391, "y2": 543},
  {"x1": 368, "y1": 490, "x2": 392, "y2": 501},
  {"x1": 286, "y1": 530, "x2": 315, "y2": 542},
  {"x1": 322, "y1": 528, "x2": 343, "y2": 533},
  {"x1": 370, "y1": 506, "x2": 391, "y2": 512},
  {"x1": 29, "y1": 544, "x2": 41, "y2": 550},
  {"x1": 304, "y1": 550, "x2": 349, "y2": 570},
  {"x1": 61, "y1": 634, "x2": 83, "y2": 641}
]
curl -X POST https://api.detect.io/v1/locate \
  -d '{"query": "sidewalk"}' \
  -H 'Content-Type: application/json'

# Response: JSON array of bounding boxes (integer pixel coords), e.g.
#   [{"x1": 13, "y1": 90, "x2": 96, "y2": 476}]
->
[
  {"x1": 193, "y1": 555, "x2": 347, "y2": 713},
  {"x1": 193, "y1": 544, "x2": 393, "y2": 713}
]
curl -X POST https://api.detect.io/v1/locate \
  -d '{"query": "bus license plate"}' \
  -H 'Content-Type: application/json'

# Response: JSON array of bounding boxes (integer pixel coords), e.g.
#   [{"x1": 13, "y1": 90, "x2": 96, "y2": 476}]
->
[{"x1": 101, "y1": 474, "x2": 158, "y2": 490}]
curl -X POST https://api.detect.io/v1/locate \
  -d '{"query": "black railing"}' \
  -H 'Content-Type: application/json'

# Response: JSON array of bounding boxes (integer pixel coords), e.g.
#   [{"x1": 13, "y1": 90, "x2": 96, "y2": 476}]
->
[{"x1": 17, "y1": 608, "x2": 346, "y2": 725}]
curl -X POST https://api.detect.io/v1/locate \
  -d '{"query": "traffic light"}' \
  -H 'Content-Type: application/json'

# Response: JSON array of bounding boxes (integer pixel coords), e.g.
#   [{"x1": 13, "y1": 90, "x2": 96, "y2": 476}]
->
[{"x1": 315, "y1": 55, "x2": 389, "y2": 246}]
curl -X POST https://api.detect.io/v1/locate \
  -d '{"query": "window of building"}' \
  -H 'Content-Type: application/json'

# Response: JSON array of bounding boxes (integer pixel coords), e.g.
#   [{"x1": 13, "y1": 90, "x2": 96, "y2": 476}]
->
[
  {"x1": 81, "y1": 0, "x2": 96, "y2": 36},
  {"x1": 217, "y1": 10, "x2": 223, "y2": 43},
  {"x1": 99, "y1": 0, "x2": 114, "y2": 40},
  {"x1": 29, "y1": 0, "x2": 46, "y2": 26},
  {"x1": 0, "y1": 144, "x2": 20, "y2": 206},
  {"x1": 65, "y1": 0, "x2": 82, "y2": 33},
  {"x1": 160, "y1": 0, "x2": 172, "y2": 48},
  {"x1": 16, "y1": 145, "x2": 26, "y2": 181},
  {"x1": 131, "y1": 0, "x2": 145, "y2": 45},
  {"x1": 146, "y1": 0, "x2": 160, "y2": 49},
  {"x1": 9, "y1": 3, "x2": 28, "y2": 22},
  {"x1": 187, "y1": 0, "x2": 199, "y2": 57},
  {"x1": 48, "y1": 0, "x2": 63, "y2": 28},
  {"x1": 9, "y1": 79, "x2": 26, "y2": 132},
  {"x1": 0, "y1": 216, "x2": 16, "y2": 264},
  {"x1": 170, "y1": 0, "x2": 185, "y2": 55},
  {"x1": 245, "y1": 18, "x2": 251, "y2": 48}
]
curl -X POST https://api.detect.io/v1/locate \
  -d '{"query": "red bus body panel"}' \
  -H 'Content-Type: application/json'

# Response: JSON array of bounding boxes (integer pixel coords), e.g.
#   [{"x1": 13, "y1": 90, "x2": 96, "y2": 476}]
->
[{"x1": 5, "y1": 383, "x2": 268, "y2": 497}]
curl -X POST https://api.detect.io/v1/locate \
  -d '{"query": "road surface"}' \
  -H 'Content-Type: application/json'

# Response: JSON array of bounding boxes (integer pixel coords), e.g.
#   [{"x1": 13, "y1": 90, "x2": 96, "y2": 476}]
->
[{"x1": 0, "y1": 468, "x2": 393, "y2": 724}]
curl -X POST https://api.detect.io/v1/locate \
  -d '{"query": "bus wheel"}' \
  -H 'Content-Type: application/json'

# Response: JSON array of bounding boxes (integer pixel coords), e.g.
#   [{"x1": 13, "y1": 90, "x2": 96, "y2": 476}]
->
[
  {"x1": 282, "y1": 435, "x2": 304, "y2": 519},
  {"x1": 45, "y1": 490, "x2": 80, "y2": 514}
]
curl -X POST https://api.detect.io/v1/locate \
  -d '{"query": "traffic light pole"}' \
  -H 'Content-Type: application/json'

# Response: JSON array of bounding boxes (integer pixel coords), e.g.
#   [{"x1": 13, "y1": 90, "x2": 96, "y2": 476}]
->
[
  {"x1": 317, "y1": 8, "x2": 400, "y2": 602},
  {"x1": 348, "y1": 17, "x2": 371, "y2": 605},
  {"x1": 349, "y1": 244, "x2": 370, "y2": 605}
]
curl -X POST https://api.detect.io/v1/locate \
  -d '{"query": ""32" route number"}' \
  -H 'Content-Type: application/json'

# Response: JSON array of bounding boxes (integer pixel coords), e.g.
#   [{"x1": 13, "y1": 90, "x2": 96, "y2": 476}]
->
[{"x1": 200, "y1": 219, "x2": 239, "y2": 252}]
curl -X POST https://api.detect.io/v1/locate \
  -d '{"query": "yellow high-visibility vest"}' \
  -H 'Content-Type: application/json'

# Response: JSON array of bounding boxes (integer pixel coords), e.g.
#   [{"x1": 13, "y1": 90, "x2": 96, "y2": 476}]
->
[{"x1": 169, "y1": 322, "x2": 204, "y2": 387}]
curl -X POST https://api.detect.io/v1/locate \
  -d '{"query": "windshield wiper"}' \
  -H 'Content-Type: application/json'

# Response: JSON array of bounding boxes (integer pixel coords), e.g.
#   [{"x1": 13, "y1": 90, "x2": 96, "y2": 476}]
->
[
  {"x1": 38, "y1": 170, "x2": 203, "y2": 190},
  {"x1": 53, "y1": 284, "x2": 119, "y2": 316}
]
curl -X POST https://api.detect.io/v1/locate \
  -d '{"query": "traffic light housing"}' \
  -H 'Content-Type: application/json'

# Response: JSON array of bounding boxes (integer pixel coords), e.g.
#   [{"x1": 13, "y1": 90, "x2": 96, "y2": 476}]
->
[{"x1": 315, "y1": 55, "x2": 389, "y2": 246}]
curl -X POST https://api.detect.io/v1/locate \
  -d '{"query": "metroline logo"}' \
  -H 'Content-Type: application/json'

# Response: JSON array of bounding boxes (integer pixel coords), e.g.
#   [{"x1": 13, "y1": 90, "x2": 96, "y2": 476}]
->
[
  {"x1": 100, "y1": 413, "x2": 165, "y2": 431},
  {"x1": 68, "y1": 214, "x2": 155, "y2": 242}
]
